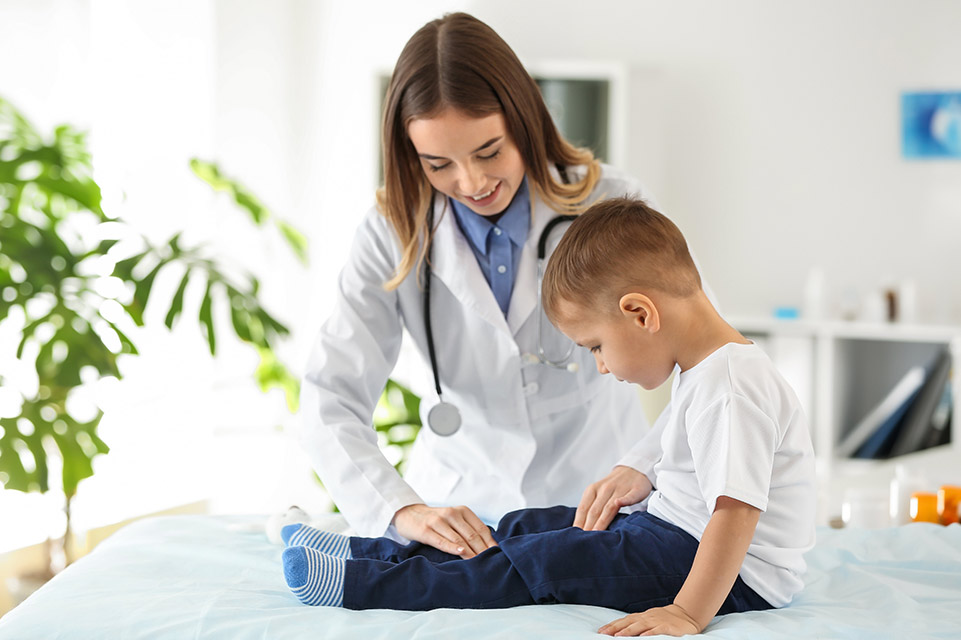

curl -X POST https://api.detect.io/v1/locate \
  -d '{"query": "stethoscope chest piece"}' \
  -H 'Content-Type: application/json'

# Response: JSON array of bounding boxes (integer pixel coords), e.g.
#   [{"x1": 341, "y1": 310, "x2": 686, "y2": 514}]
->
[{"x1": 427, "y1": 401, "x2": 462, "y2": 436}]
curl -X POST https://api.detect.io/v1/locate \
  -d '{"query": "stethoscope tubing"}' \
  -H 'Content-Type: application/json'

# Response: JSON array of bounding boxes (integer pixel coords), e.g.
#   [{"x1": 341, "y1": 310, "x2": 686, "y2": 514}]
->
[{"x1": 422, "y1": 166, "x2": 577, "y2": 435}]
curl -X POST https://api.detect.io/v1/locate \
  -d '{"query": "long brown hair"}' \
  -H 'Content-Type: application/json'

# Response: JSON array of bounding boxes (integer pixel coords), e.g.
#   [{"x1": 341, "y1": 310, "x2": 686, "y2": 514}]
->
[{"x1": 378, "y1": 12, "x2": 601, "y2": 290}]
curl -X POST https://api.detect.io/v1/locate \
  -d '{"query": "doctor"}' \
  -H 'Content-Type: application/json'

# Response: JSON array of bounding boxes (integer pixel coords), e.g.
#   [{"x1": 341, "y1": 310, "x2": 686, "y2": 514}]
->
[{"x1": 301, "y1": 12, "x2": 705, "y2": 558}]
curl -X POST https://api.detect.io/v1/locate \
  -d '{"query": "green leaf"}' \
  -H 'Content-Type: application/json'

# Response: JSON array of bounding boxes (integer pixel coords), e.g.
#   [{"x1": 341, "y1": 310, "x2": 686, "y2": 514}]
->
[
  {"x1": 190, "y1": 158, "x2": 270, "y2": 225},
  {"x1": 0, "y1": 97, "x2": 115, "y2": 502},
  {"x1": 372, "y1": 379, "x2": 422, "y2": 475},
  {"x1": 189, "y1": 158, "x2": 231, "y2": 191},
  {"x1": 254, "y1": 348, "x2": 300, "y2": 412},
  {"x1": 276, "y1": 219, "x2": 309, "y2": 265},
  {"x1": 130, "y1": 259, "x2": 165, "y2": 326},
  {"x1": 164, "y1": 269, "x2": 191, "y2": 329},
  {"x1": 232, "y1": 188, "x2": 268, "y2": 225},
  {"x1": 167, "y1": 232, "x2": 183, "y2": 255},
  {"x1": 225, "y1": 286, "x2": 252, "y2": 343},
  {"x1": 112, "y1": 251, "x2": 147, "y2": 281},
  {"x1": 52, "y1": 412, "x2": 105, "y2": 498},
  {"x1": 16, "y1": 312, "x2": 52, "y2": 359},
  {"x1": 257, "y1": 309, "x2": 291, "y2": 339},
  {"x1": 0, "y1": 419, "x2": 30, "y2": 492},
  {"x1": 34, "y1": 174, "x2": 104, "y2": 217},
  {"x1": 199, "y1": 278, "x2": 216, "y2": 355},
  {"x1": 104, "y1": 320, "x2": 139, "y2": 356},
  {"x1": 93, "y1": 238, "x2": 120, "y2": 256}
]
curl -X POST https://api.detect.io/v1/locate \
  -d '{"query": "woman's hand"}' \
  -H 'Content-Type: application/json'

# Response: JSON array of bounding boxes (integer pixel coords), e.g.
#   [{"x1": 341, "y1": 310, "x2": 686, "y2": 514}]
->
[
  {"x1": 393, "y1": 503, "x2": 497, "y2": 558},
  {"x1": 598, "y1": 604, "x2": 701, "y2": 637},
  {"x1": 574, "y1": 466, "x2": 653, "y2": 531}
]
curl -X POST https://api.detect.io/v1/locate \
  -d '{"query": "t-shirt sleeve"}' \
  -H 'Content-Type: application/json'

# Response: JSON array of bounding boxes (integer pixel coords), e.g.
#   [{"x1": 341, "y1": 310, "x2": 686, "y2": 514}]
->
[{"x1": 687, "y1": 393, "x2": 779, "y2": 513}]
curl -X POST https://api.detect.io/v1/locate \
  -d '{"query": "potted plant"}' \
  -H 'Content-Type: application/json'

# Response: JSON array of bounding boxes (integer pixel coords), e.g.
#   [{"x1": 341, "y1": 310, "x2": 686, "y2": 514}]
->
[{"x1": 0, "y1": 96, "x2": 303, "y2": 581}]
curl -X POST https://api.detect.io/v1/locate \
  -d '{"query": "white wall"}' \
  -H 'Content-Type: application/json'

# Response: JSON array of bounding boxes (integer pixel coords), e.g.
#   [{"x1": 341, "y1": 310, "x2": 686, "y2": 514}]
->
[{"x1": 479, "y1": 0, "x2": 961, "y2": 322}]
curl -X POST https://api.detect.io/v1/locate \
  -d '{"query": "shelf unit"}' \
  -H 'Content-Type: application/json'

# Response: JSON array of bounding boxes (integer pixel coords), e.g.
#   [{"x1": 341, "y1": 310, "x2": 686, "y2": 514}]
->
[{"x1": 730, "y1": 316, "x2": 961, "y2": 525}]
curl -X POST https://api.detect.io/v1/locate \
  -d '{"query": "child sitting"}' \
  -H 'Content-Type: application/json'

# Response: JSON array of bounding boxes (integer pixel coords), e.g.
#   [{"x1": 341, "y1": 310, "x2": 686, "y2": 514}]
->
[{"x1": 281, "y1": 196, "x2": 816, "y2": 637}]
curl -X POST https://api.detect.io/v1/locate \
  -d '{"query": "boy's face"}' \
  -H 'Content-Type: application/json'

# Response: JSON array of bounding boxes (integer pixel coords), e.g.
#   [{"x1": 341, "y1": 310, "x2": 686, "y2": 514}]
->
[{"x1": 554, "y1": 299, "x2": 675, "y2": 391}]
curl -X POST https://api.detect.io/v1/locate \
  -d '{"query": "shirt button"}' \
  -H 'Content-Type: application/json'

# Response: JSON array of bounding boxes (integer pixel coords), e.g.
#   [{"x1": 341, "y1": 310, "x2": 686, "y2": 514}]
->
[
  {"x1": 493, "y1": 228, "x2": 503, "y2": 236},
  {"x1": 497, "y1": 265, "x2": 507, "y2": 274}
]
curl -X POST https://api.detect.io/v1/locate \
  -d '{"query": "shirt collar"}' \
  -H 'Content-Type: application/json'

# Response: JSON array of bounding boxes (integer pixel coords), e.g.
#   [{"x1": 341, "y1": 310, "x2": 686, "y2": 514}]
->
[{"x1": 450, "y1": 177, "x2": 530, "y2": 254}]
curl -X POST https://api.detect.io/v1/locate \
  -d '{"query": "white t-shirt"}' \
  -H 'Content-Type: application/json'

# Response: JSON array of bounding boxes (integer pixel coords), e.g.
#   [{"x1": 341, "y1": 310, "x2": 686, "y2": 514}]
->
[{"x1": 619, "y1": 342, "x2": 817, "y2": 607}]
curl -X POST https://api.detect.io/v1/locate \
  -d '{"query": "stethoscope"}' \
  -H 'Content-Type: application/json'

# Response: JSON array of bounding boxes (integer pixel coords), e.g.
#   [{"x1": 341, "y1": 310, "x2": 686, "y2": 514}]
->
[{"x1": 423, "y1": 166, "x2": 580, "y2": 436}]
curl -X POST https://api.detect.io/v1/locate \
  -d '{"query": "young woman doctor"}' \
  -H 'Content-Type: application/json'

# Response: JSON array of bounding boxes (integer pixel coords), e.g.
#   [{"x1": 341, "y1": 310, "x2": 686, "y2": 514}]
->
[{"x1": 301, "y1": 12, "x2": 706, "y2": 558}]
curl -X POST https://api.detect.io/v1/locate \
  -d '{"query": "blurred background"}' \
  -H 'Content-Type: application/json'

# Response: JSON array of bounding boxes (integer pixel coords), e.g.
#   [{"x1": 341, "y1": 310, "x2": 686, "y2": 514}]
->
[{"x1": 1, "y1": 0, "x2": 960, "y2": 605}]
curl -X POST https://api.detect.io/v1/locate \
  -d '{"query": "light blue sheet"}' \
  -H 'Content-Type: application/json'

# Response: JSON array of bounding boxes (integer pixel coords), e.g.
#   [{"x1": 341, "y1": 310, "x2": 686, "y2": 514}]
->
[{"x1": 1, "y1": 514, "x2": 960, "y2": 639}]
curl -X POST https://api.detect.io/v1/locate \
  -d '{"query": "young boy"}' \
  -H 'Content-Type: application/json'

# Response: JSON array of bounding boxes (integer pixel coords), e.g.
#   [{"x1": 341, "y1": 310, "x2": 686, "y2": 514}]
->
[{"x1": 281, "y1": 197, "x2": 816, "y2": 637}]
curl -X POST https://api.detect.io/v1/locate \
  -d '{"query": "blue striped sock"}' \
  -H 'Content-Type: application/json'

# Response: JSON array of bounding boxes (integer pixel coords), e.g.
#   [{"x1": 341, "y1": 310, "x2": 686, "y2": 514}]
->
[
  {"x1": 281, "y1": 524, "x2": 352, "y2": 559},
  {"x1": 282, "y1": 546, "x2": 345, "y2": 607}
]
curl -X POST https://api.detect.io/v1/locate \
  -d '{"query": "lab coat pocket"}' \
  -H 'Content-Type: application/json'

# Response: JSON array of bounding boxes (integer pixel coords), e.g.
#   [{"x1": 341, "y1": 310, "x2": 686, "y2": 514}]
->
[{"x1": 403, "y1": 438, "x2": 463, "y2": 505}]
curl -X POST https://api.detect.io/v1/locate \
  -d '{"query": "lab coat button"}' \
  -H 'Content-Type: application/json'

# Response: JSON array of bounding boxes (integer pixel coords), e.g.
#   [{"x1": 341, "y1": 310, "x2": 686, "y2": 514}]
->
[{"x1": 523, "y1": 382, "x2": 539, "y2": 396}]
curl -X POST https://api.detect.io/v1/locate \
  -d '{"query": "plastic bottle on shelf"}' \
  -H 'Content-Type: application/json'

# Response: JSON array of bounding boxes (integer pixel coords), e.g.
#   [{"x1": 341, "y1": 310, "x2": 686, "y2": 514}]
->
[
  {"x1": 910, "y1": 492, "x2": 940, "y2": 524},
  {"x1": 937, "y1": 486, "x2": 961, "y2": 525},
  {"x1": 842, "y1": 487, "x2": 890, "y2": 528},
  {"x1": 898, "y1": 279, "x2": 918, "y2": 324},
  {"x1": 890, "y1": 466, "x2": 928, "y2": 525}
]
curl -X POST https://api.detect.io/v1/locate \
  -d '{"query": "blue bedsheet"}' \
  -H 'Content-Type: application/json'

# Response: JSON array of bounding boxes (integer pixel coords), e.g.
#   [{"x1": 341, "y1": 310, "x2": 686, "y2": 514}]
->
[{"x1": 1, "y1": 514, "x2": 959, "y2": 639}]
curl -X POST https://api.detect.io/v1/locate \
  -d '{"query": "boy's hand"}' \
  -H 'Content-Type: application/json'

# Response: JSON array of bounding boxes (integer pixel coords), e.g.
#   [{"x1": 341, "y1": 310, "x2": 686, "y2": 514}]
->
[
  {"x1": 393, "y1": 503, "x2": 497, "y2": 558},
  {"x1": 597, "y1": 604, "x2": 700, "y2": 637},
  {"x1": 574, "y1": 466, "x2": 652, "y2": 531}
]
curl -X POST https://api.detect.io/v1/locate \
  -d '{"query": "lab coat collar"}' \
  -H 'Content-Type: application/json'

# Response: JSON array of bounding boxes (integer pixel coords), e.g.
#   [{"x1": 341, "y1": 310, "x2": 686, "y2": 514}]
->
[
  {"x1": 507, "y1": 181, "x2": 570, "y2": 335},
  {"x1": 430, "y1": 192, "x2": 512, "y2": 336}
]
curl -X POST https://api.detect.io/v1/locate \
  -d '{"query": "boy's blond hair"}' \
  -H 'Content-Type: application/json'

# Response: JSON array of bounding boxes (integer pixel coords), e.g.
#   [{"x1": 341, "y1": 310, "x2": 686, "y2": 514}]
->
[{"x1": 542, "y1": 197, "x2": 701, "y2": 323}]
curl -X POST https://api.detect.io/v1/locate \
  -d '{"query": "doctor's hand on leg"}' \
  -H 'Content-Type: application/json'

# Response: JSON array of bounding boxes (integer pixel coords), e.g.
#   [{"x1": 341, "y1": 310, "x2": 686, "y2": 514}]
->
[
  {"x1": 574, "y1": 466, "x2": 653, "y2": 531},
  {"x1": 393, "y1": 503, "x2": 498, "y2": 558}
]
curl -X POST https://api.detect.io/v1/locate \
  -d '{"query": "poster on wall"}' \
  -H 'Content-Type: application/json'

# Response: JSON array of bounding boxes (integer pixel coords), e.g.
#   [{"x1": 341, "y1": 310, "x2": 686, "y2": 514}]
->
[{"x1": 902, "y1": 91, "x2": 961, "y2": 159}]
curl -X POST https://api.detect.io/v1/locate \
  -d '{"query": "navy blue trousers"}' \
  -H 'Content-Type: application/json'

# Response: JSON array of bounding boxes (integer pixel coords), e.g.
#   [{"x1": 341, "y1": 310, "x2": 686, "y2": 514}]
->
[{"x1": 342, "y1": 506, "x2": 773, "y2": 613}]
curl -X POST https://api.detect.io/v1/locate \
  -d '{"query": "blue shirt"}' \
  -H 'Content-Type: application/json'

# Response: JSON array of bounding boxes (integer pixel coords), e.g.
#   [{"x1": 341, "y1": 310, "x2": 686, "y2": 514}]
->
[{"x1": 449, "y1": 178, "x2": 531, "y2": 316}]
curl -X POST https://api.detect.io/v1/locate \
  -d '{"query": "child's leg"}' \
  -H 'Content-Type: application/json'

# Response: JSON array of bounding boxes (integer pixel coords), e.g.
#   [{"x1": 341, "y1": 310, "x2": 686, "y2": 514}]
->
[
  {"x1": 498, "y1": 510, "x2": 771, "y2": 614},
  {"x1": 344, "y1": 547, "x2": 535, "y2": 610},
  {"x1": 285, "y1": 510, "x2": 773, "y2": 613},
  {"x1": 490, "y1": 506, "x2": 578, "y2": 542},
  {"x1": 497, "y1": 511, "x2": 698, "y2": 612},
  {"x1": 282, "y1": 523, "x2": 475, "y2": 564},
  {"x1": 283, "y1": 544, "x2": 532, "y2": 609},
  {"x1": 341, "y1": 511, "x2": 690, "y2": 611}
]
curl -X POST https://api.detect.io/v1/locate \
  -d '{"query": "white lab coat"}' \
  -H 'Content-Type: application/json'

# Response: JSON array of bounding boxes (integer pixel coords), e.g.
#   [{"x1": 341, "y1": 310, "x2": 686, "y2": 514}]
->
[{"x1": 301, "y1": 164, "x2": 677, "y2": 537}]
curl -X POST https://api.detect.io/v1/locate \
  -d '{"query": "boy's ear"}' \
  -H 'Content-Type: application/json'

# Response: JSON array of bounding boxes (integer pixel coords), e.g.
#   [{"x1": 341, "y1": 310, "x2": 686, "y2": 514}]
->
[{"x1": 619, "y1": 292, "x2": 660, "y2": 333}]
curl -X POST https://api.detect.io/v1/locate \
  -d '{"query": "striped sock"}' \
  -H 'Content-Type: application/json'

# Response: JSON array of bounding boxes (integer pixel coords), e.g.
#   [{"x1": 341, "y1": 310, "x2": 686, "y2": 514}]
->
[
  {"x1": 280, "y1": 524, "x2": 352, "y2": 559},
  {"x1": 282, "y1": 546, "x2": 345, "y2": 607}
]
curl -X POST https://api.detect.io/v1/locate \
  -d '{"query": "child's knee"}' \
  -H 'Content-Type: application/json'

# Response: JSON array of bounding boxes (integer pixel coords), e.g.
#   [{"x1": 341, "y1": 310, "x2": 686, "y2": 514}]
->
[{"x1": 494, "y1": 506, "x2": 577, "y2": 539}]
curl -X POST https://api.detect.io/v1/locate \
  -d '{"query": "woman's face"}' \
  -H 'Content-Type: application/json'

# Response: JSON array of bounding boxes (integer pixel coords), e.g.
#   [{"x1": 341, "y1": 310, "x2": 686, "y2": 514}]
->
[{"x1": 407, "y1": 108, "x2": 526, "y2": 216}]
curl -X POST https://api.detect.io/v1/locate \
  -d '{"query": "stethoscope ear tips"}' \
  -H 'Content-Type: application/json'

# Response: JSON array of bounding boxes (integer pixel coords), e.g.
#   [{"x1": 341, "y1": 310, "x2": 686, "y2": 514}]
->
[{"x1": 566, "y1": 362, "x2": 580, "y2": 373}]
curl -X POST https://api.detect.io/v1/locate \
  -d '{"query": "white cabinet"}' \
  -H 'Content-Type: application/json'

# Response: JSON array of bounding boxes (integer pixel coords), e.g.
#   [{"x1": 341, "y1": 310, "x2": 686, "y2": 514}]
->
[{"x1": 731, "y1": 316, "x2": 961, "y2": 525}]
